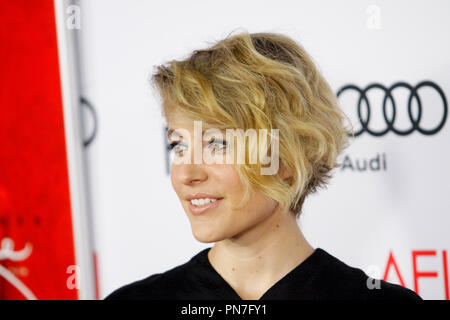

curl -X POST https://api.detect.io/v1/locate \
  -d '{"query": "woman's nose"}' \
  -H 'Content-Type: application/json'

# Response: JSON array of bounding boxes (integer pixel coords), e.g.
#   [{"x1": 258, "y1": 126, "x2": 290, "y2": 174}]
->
[{"x1": 176, "y1": 163, "x2": 208, "y2": 186}]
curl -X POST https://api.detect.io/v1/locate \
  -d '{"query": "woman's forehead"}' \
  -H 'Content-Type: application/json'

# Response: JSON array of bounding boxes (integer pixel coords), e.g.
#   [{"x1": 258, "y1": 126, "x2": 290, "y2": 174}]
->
[
  {"x1": 167, "y1": 126, "x2": 226, "y2": 140},
  {"x1": 167, "y1": 115, "x2": 195, "y2": 129},
  {"x1": 168, "y1": 115, "x2": 227, "y2": 133}
]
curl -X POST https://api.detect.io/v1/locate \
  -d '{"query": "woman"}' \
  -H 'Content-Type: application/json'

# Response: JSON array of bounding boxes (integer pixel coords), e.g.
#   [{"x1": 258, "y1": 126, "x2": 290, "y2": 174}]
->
[{"x1": 106, "y1": 31, "x2": 421, "y2": 300}]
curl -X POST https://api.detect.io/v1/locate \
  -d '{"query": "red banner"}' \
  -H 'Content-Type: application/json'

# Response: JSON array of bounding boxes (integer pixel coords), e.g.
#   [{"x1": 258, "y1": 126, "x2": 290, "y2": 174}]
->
[{"x1": 0, "y1": 0, "x2": 78, "y2": 299}]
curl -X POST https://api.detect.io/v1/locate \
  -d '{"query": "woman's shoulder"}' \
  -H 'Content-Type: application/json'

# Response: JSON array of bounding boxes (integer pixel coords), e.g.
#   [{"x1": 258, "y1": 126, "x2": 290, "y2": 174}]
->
[
  {"x1": 104, "y1": 248, "x2": 209, "y2": 300},
  {"x1": 313, "y1": 248, "x2": 422, "y2": 300},
  {"x1": 104, "y1": 272, "x2": 166, "y2": 300}
]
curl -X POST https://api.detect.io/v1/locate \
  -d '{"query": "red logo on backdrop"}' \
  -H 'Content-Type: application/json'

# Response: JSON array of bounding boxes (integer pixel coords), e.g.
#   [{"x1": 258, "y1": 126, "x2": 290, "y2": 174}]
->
[
  {"x1": 0, "y1": 237, "x2": 35, "y2": 299},
  {"x1": 383, "y1": 250, "x2": 449, "y2": 300},
  {"x1": 0, "y1": 0, "x2": 78, "y2": 299}
]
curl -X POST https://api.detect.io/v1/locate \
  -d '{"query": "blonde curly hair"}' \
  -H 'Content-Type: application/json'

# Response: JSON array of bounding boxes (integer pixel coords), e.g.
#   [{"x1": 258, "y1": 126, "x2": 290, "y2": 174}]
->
[{"x1": 151, "y1": 30, "x2": 351, "y2": 217}]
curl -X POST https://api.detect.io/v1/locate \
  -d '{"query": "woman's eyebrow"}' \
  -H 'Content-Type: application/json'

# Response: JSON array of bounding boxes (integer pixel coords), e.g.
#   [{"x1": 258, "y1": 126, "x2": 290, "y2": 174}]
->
[
  {"x1": 167, "y1": 128, "x2": 181, "y2": 139},
  {"x1": 168, "y1": 128, "x2": 217, "y2": 139}
]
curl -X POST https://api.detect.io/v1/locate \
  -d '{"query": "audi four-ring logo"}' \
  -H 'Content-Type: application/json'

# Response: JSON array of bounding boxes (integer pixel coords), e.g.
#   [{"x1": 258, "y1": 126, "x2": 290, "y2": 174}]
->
[{"x1": 337, "y1": 81, "x2": 448, "y2": 137}]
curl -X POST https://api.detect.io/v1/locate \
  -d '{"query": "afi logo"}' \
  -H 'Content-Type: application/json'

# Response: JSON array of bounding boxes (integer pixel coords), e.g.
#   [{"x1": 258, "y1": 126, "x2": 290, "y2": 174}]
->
[{"x1": 384, "y1": 249, "x2": 449, "y2": 300}]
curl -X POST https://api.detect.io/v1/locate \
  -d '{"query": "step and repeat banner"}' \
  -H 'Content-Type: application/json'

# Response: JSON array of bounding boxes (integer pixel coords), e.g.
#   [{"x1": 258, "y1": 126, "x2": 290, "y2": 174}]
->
[
  {"x1": 0, "y1": 0, "x2": 97, "y2": 299},
  {"x1": 1, "y1": 0, "x2": 449, "y2": 300}
]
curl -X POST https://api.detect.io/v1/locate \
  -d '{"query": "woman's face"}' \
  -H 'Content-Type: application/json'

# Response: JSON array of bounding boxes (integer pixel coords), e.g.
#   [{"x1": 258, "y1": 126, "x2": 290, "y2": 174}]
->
[{"x1": 168, "y1": 115, "x2": 278, "y2": 243}]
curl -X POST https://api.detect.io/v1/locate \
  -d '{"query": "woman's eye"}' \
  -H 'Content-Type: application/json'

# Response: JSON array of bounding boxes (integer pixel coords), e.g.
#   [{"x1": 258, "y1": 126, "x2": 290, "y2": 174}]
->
[
  {"x1": 208, "y1": 138, "x2": 227, "y2": 152},
  {"x1": 168, "y1": 139, "x2": 226, "y2": 158},
  {"x1": 168, "y1": 141, "x2": 187, "y2": 156}
]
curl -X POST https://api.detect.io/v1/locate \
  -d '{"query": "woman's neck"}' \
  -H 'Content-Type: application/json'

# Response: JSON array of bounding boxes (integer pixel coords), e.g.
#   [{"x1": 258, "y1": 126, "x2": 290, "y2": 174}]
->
[{"x1": 208, "y1": 206, "x2": 314, "y2": 300}]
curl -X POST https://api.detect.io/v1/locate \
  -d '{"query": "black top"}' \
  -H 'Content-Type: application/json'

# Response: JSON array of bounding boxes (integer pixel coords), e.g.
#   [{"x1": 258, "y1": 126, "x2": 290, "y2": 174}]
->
[{"x1": 105, "y1": 247, "x2": 422, "y2": 300}]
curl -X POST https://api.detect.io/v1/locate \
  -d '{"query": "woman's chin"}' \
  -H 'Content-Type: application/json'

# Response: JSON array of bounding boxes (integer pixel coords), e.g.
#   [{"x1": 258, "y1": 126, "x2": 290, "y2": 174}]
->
[{"x1": 190, "y1": 225, "x2": 227, "y2": 243}]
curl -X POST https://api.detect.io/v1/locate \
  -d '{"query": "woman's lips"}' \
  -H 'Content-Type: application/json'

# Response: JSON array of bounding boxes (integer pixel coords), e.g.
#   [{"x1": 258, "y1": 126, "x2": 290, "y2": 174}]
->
[{"x1": 188, "y1": 198, "x2": 222, "y2": 216}]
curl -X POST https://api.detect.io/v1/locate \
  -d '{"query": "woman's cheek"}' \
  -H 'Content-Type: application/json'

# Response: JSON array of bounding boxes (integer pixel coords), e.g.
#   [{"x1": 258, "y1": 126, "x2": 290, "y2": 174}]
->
[
  {"x1": 210, "y1": 164, "x2": 243, "y2": 189},
  {"x1": 170, "y1": 165, "x2": 182, "y2": 195}
]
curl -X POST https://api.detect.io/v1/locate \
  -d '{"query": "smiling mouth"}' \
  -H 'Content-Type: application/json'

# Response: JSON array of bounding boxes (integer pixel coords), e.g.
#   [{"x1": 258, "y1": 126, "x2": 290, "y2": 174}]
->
[{"x1": 188, "y1": 198, "x2": 223, "y2": 215}]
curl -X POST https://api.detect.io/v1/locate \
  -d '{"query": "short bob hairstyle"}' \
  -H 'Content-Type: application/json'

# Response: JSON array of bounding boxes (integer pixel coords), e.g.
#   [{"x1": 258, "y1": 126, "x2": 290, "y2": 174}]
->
[{"x1": 151, "y1": 30, "x2": 351, "y2": 218}]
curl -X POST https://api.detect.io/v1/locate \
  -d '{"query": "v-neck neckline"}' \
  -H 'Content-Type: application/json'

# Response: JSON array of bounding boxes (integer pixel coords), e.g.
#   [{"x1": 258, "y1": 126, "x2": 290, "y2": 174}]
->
[{"x1": 194, "y1": 247, "x2": 323, "y2": 300}]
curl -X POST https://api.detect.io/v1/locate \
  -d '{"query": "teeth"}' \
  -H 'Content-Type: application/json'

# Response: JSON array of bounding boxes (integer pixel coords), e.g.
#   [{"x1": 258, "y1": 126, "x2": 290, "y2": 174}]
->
[{"x1": 190, "y1": 198, "x2": 218, "y2": 206}]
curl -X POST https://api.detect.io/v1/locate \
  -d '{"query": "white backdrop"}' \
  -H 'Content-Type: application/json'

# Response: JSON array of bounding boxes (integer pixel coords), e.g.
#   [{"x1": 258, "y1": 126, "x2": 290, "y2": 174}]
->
[{"x1": 76, "y1": 0, "x2": 450, "y2": 300}]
